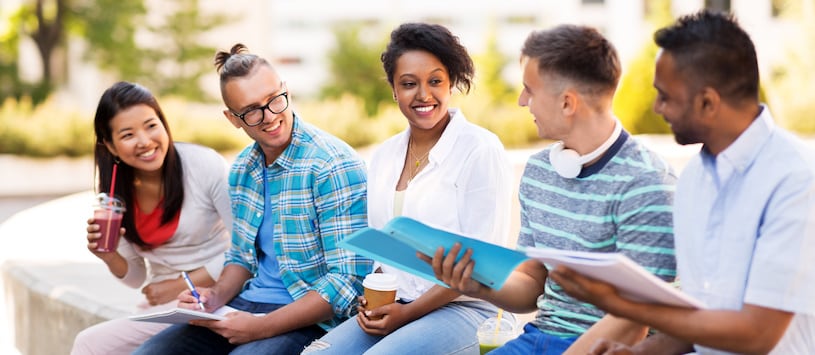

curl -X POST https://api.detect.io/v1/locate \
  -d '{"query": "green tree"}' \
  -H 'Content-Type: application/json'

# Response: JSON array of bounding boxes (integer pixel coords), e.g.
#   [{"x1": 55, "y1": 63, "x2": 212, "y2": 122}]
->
[
  {"x1": 1, "y1": 8, "x2": 28, "y2": 101},
  {"x1": 613, "y1": 0, "x2": 672, "y2": 134},
  {"x1": 613, "y1": 41, "x2": 670, "y2": 134},
  {"x1": 15, "y1": 0, "x2": 65, "y2": 103},
  {"x1": 29, "y1": 0, "x2": 63, "y2": 88},
  {"x1": 473, "y1": 29, "x2": 515, "y2": 105},
  {"x1": 12, "y1": 0, "x2": 227, "y2": 103},
  {"x1": 68, "y1": 0, "x2": 147, "y2": 80},
  {"x1": 12, "y1": 0, "x2": 141, "y2": 103},
  {"x1": 321, "y1": 24, "x2": 391, "y2": 117},
  {"x1": 767, "y1": 0, "x2": 815, "y2": 133},
  {"x1": 138, "y1": 0, "x2": 229, "y2": 100}
]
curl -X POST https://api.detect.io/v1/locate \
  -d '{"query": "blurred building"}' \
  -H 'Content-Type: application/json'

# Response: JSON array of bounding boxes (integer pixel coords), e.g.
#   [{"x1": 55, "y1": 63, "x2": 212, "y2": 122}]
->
[
  {"x1": 259, "y1": 0, "x2": 647, "y2": 98},
  {"x1": 4, "y1": 0, "x2": 798, "y2": 109}
]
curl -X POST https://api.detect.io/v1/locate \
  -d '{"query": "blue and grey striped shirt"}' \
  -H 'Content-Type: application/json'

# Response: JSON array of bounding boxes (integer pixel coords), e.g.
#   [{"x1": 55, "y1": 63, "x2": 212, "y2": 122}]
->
[{"x1": 518, "y1": 130, "x2": 677, "y2": 337}]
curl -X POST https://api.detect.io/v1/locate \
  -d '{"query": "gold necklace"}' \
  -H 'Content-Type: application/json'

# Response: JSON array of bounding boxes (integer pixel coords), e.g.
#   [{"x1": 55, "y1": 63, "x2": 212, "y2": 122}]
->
[
  {"x1": 407, "y1": 136, "x2": 432, "y2": 184},
  {"x1": 408, "y1": 136, "x2": 431, "y2": 168}
]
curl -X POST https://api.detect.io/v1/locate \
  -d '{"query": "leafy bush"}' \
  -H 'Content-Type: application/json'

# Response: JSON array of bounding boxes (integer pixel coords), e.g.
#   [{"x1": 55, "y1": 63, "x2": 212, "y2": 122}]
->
[
  {"x1": 613, "y1": 42, "x2": 671, "y2": 135},
  {"x1": 295, "y1": 94, "x2": 404, "y2": 148},
  {"x1": 0, "y1": 97, "x2": 93, "y2": 157},
  {"x1": 159, "y1": 99, "x2": 251, "y2": 152},
  {"x1": 0, "y1": 90, "x2": 543, "y2": 158},
  {"x1": 453, "y1": 91, "x2": 541, "y2": 148},
  {"x1": 0, "y1": 97, "x2": 250, "y2": 157},
  {"x1": 320, "y1": 24, "x2": 392, "y2": 117}
]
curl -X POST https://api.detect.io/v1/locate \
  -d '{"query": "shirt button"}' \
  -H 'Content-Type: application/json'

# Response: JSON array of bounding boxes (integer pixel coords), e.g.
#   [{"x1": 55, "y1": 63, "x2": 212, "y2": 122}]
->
[{"x1": 256, "y1": 212, "x2": 262, "y2": 218}]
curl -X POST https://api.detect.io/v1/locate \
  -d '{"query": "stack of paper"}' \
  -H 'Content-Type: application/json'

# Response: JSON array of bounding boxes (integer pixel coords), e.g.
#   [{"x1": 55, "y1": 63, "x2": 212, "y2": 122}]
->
[{"x1": 340, "y1": 216, "x2": 704, "y2": 309}]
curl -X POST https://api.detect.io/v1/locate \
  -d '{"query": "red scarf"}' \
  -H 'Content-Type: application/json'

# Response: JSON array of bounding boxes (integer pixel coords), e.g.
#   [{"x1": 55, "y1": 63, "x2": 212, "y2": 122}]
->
[{"x1": 134, "y1": 198, "x2": 180, "y2": 247}]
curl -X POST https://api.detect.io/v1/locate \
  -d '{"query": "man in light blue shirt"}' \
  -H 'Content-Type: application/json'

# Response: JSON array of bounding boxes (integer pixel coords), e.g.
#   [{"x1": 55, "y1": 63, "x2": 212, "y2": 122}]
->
[{"x1": 551, "y1": 10, "x2": 815, "y2": 354}]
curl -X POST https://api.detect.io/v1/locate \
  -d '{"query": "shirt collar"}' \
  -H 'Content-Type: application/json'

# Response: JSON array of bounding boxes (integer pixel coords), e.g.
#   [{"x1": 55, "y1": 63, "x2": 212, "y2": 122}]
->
[
  {"x1": 249, "y1": 112, "x2": 304, "y2": 171},
  {"x1": 579, "y1": 128, "x2": 629, "y2": 178},
  {"x1": 704, "y1": 104, "x2": 774, "y2": 176}
]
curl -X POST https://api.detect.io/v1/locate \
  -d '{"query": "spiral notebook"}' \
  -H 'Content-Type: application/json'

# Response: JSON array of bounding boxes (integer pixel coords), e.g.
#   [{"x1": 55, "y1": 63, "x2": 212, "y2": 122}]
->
[{"x1": 128, "y1": 307, "x2": 227, "y2": 323}]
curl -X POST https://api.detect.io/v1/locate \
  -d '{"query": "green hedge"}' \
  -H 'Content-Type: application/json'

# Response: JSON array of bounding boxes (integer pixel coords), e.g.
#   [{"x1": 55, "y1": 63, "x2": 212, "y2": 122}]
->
[{"x1": 0, "y1": 93, "x2": 543, "y2": 157}]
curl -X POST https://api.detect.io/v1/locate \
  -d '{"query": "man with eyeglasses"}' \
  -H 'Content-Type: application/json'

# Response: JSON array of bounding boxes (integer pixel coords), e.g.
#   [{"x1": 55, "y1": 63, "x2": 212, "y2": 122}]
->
[{"x1": 134, "y1": 43, "x2": 372, "y2": 354}]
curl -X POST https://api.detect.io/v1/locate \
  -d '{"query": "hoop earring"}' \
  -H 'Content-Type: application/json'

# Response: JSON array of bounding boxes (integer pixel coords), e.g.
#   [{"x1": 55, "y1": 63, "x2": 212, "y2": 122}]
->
[{"x1": 113, "y1": 156, "x2": 121, "y2": 164}]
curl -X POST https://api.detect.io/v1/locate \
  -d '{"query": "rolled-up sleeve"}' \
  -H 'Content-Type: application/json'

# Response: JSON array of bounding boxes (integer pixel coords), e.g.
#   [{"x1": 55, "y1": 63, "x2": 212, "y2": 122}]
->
[{"x1": 310, "y1": 156, "x2": 372, "y2": 316}]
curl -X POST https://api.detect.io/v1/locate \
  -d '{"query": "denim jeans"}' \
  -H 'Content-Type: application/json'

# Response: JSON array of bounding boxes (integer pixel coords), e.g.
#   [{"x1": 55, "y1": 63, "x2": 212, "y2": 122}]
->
[
  {"x1": 132, "y1": 297, "x2": 325, "y2": 355},
  {"x1": 487, "y1": 323, "x2": 576, "y2": 355},
  {"x1": 302, "y1": 300, "x2": 502, "y2": 355}
]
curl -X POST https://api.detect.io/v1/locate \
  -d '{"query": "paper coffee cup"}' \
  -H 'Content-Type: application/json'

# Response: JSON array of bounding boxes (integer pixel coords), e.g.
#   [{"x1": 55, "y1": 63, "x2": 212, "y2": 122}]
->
[{"x1": 362, "y1": 273, "x2": 398, "y2": 319}]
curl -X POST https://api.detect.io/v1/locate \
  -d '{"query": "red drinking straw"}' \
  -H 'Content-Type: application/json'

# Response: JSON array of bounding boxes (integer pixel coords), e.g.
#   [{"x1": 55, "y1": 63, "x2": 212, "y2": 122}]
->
[
  {"x1": 108, "y1": 163, "x2": 118, "y2": 204},
  {"x1": 103, "y1": 163, "x2": 118, "y2": 248}
]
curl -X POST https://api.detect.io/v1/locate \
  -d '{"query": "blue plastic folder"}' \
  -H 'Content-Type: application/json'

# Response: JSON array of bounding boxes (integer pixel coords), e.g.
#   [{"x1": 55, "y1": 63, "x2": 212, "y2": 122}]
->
[{"x1": 338, "y1": 217, "x2": 528, "y2": 290}]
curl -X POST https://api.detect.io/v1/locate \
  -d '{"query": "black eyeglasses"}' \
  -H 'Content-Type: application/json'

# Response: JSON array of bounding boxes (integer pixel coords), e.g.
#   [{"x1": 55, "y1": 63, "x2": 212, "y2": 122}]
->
[{"x1": 230, "y1": 90, "x2": 289, "y2": 127}]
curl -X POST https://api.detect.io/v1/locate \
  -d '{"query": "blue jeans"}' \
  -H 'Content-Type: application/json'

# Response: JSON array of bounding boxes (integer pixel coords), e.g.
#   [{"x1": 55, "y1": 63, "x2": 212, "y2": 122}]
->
[
  {"x1": 133, "y1": 297, "x2": 325, "y2": 355},
  {"x1": 487, "y1": 323, "x2": 576, "y2": 355},
  {"x1": 302, "y1": 301, "x2": 502, "y2": 355}
]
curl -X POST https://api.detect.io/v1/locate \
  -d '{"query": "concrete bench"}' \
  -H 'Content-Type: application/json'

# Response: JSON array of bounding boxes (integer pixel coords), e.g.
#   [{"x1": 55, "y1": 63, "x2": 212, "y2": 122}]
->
[
  {"x1": 1, "y1": 192, "x2": 142, "y2": 355},
  {"x1": 0, "y1": 137, "x2": 703, "y2": 354}
]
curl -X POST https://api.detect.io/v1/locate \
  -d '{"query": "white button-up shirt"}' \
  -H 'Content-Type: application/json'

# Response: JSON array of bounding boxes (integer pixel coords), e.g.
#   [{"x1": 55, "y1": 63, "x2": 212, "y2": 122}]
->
[{"x1": 367, "y1": 108, "x2": 513, "y2": 301}]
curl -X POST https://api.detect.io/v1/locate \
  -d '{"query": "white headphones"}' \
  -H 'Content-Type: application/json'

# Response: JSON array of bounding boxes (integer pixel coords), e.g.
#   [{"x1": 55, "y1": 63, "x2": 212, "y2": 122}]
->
[{"x1": 549, "y1": 120, "x2": 623, "y2": 179}]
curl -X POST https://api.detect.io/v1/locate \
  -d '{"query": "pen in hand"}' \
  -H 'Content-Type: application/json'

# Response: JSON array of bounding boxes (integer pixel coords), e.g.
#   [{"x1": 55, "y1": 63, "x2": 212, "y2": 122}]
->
[{"x1": 181, "y1": 271, "x2": 206, "y2": 311}]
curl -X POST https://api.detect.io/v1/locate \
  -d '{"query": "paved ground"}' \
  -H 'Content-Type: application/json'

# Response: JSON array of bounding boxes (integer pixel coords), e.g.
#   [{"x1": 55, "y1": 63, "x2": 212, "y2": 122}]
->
[
  {"x1": 0, "y1": 154, "x2": 96, "y2": 355},
  {"x1": 0, "y1": 200, "x2": 48, "y2": 354},
  {"x1": 0, "y1": 137, "x2": 704, "y2": 354}
]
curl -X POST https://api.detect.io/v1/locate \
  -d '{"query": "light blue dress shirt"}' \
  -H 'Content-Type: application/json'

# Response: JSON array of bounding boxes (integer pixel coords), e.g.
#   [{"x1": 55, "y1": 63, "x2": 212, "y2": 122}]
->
[{"x1": 674, "y1": 106, "x2": 815, "y2": 354}]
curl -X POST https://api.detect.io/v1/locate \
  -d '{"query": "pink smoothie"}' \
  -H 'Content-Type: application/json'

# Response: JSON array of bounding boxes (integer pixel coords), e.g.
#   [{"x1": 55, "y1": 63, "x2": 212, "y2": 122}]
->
[{"x1": 94, "y1": 209, "x2": 123, "y2": 252}]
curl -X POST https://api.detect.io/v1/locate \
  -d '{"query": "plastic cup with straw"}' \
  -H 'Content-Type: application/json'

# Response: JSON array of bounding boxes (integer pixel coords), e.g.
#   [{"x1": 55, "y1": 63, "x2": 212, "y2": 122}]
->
[
  {"x1": 93, "y1": 163, "x2": 125, "y2": 252},
  {"x1": 477, "y1": 308, "x2": 516, "y2": 354},
  {"x1": 494, "y1": 309, "x2": 504, "y2": 337}
]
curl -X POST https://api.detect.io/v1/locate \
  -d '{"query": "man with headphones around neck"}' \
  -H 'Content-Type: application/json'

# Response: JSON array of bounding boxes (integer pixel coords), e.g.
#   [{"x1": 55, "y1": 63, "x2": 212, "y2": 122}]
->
[
  {"x1": 425, "y1": 25, "x2": 678, "y2": 354},
  {"x1": 552, "y1": 11, "x2": 815, "y2": 354}
]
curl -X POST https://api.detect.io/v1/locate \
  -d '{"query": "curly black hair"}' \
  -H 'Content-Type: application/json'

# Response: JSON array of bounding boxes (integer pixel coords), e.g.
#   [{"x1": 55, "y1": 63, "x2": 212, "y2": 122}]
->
[{"x1": 381, "y1": 23, "x2": 474, "y2": 94}]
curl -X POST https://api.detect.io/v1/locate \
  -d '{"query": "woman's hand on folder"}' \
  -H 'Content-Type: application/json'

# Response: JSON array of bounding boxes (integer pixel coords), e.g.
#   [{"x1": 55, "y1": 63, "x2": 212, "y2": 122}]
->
[{"x1": 419, "y1": 243, "x2": 484, "y2": 296}]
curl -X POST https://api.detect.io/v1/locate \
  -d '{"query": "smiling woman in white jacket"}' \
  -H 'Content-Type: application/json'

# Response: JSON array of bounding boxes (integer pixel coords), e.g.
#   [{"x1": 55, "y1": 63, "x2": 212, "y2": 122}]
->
[{"x1": 303, "y1": 22, "x2": 513, "y2": 355}]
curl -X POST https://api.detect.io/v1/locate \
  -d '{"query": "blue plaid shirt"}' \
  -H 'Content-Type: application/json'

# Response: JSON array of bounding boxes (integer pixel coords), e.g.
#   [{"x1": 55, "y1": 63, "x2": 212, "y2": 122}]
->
[{"x1": 225, "y1": 114, "x2": 372, "y2": 330}]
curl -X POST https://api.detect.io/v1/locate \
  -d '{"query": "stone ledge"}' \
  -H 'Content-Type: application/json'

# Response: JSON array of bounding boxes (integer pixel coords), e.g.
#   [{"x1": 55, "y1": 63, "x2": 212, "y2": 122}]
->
[
  {"x1": 3, "y1": 260, "x2": 142, "y2": 355},
  {"x1": 0, "y1": 192, "x2": 144, "y2": 355},
  {"x1": 0, "y1": 137, "x2": 702, "y2": 354},
  {"x1": 0, "y1": 155, "x2": 93, "y2": 198}
]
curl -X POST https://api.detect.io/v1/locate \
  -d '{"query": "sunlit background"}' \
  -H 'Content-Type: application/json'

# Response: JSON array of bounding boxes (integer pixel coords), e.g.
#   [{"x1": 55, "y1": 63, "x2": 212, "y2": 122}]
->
[
  {"x1": 1, "y1": 0, "x2": 813, "y2": 158},
  {"x1": 1, "y1": 1, "x2": 814, "y2": 354}
]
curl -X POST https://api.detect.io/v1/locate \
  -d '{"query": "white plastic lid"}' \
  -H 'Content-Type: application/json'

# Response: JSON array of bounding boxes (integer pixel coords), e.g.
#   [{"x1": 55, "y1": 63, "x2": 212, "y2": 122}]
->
[
  {"x1": 362, "y1": 273, "x2": 398, "y2": 291},
  {"x1": 95, "y1": 193, "x2": 126, "y2": 213},
  {"x1": 477, "y1": 316, "x2": 517, "y2": 334}
]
